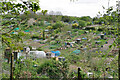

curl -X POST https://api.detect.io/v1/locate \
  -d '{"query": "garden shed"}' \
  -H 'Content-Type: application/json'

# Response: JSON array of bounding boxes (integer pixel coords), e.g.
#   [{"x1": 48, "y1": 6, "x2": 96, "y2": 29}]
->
[{"x1": 28, "y1": 51, "x2": 46, "y2": 59}]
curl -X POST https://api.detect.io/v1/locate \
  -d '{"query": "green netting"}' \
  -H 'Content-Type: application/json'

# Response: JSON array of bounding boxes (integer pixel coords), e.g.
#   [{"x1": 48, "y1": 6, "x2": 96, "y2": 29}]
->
[
  {"x1": 25, "y1": 30, "x2": 30, "y2": 32},
  {"x1": 14, "y1": 27, "x2": 19, "y2": 30},
  {"x1": 71, "y1": 50, "x2": 81, "y2": 55}
]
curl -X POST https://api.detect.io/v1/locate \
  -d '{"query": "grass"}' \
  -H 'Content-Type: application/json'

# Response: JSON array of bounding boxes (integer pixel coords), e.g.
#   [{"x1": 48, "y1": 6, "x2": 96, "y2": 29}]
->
[{"x1": 3, "y1": 23, "x2": 118, "y2": 78}]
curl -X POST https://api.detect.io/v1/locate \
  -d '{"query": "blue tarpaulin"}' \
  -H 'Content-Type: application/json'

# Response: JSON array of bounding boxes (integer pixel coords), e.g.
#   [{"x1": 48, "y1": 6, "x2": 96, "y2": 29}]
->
[
  {"x1": 51, "y1": 51, "x2": 61, "y2": 57},
  {"x1": 82, "y1": 38, "x2": 87, "y2": 40}
]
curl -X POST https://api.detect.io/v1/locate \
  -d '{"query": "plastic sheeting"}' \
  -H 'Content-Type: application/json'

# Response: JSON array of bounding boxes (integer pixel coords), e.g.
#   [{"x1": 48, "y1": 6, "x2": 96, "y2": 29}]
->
[
  {"x1": 29, "y1": 51, "x2": 46, "y2": 58},
  {"x1": 14, "y1": 27, "x2": 19, "y2": 30},
  {"x1": 71, "y1": 50, "x2": 81, "y2": 55},
  {"x1": 51, "y1": 51, "x2": 61, "y2": 57},
  {"x1": 82, "y1": 38, "x2": 87, "y2": 40}
]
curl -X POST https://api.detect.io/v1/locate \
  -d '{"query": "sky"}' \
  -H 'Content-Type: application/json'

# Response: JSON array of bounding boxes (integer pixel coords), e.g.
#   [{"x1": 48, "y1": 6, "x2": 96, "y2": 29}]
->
[
  {"x1": 39, "y1": 0, "x2": 117, "y2": 18},
  {"x1": 17, "y1": 0, "x2": 118, "y2": 18}
]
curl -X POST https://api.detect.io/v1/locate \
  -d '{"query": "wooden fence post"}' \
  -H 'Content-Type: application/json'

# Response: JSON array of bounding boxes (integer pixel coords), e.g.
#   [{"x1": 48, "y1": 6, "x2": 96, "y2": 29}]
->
[
  {"x1": 78, "y1": 67, "x2": 82, "y2": 80},
  {"x1": 10, "y1": 53, "x2": 14, "y2": 80}
]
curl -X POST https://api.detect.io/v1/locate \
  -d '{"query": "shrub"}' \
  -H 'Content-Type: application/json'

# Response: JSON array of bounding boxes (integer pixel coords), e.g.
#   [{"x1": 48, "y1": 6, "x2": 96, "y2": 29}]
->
[
  {"x1": 31, "y1": 35, "x2": 40, "y2": 39},
  {"x1": 52, "y1": 21, "x2": 64, "y2": 29},
  {"x1": 80, "y1": 16, "x2": 92, "y2": 21},
  {"x1": 67, "y1": 54, "x2": 80, "y2": 64},
  {"x1": 72, "y1": 23, "x2": 79, "y2": 29},
  {"x1": 46, "y1": 26, "x2": 53, "y2": 29},
  {"x1": 29, "y1": 46, "x2": 32, "y2": 50},
  {"x1": 78, "y1": 20, "x2": 86, "y2": 27},
  {"x1": 62, "y1": 16, "x2": 71, "y2": 22},
  {"x1": 36, "y1": 47, "x2": 43, "y2": 51},
  {"x1": 54, "y1": 28, "x2": 60, "y2": 34},
  {"x1": 49, "y1": 45, "x2": 56, "y2": 49},
  {"x1": 37, "y1": 60, "x2": 69, "y2": 79},
  {"x1": 86, "y1": 22, "x2": 92, "y2": 26},
  {"x1": 98, "y1": 28, "x2": 104, "y2": 31},
  {"x1": 50, "y1": 41, "x2": 56, "y2": 45},
  {"x1": 85, "y1": 27, "x2": 95, "y2": 30},
  {"x1": 94, "y1": 21, "x2": 99, "y2": 24},
  {"x1": 73, "y1": 29, "x2": 78, "y2": 32}
]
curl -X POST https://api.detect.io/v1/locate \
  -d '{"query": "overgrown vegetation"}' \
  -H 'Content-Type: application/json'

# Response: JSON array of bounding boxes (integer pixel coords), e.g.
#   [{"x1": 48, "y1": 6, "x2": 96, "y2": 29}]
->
[{"x1": 1, "y1": 0, "x2": 119, "y2": 79}]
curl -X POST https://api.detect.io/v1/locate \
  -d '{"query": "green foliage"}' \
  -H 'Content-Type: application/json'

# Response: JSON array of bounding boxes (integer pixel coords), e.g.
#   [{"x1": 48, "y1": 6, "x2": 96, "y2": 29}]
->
[
  {"x1": 97, "y1": 27, "x2": 104, "y2": 31},
  {"x1": 79, "y1": 16, "x2": 92, "y2": 22},
  {"x1": 46, "y1": 26, "x2": 53, "y2": 30},
  {"x1": 49, "y1": 45, "x2": 57, "y2": 49},
  {"x1": 73, "y1": 29, "x2": 78, "y2": 32},
  {"x1": 54, "y1": 28, "x2": 61, "y2": 34},
  {"x1": 36, "y1": 47, "x2": 43, "y2": 51},
  {"x1": 13, "y1": 57, "x2": 41, "y2": 78},
  {"x1": 37, "y1": 59, "x2": 69, "y2": 79},
  {"x1": 2, "y1": 73, "x2": 10, "y2": 78},
  {"x1": 36, "y1": 21, "x2": 44, "y2": 26},
  {"x1": 62, "y1": 16, "x2": 71, "y2": 22},
  {"x1": 78, "y1": 20, "x2": 86, "y2": 27},
  {"x1": 43, "y1": 30, "x2": 45, "y2": 40},
  {"x1": 1, "y1": 1, "x2": 40, "y2": 51},
  {"x1": 29, "y1": 46, "x2": 32, "y2": 50},
  {"x1": 31, "y1": 34, "x2": 40, "y2": 39},
  {"x1": 69, "y1": 69, "x2": 87, "y2": 78},
  {"x1": 41, "y1": 10, "x2": 48, "y2": 15},
  {"x1": 86, "y1": 22, "x2": 92, "y2": 26},
  {"x1": 50, "y1": 41, "x2": 56, "y2": 45},
  {"x1": 52, "y1": 21, "x2": 64, "y2": 29},
  {"x1": 84, "y1": 27, "x2": 95, "y2": 30},
  {"x1": 2, "y1": 62, "x2": 10, "y2": 71},
  {"x1": 67, "y1": 54, "x2": 80, "y2": 64},
  {"x1": 72, "y1": 23, "x2": 79, "y2": 29}
]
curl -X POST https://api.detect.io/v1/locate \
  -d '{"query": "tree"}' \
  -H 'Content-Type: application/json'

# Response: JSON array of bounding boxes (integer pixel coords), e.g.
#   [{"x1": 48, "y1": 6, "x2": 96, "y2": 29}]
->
[
  {"x1": 41, "y1": 10, "x2": 48, "y2": 15},
  {"x1": 1, "y1": 1, "x2": 40, "y2": 79},
  {"x1": 78, "y1": 20, "x2": 86, "y2": 28},
  {"x1": 62, "y1": 16, "x2": 71, "y2": 22},
  {"x1": 79, "y1": 16, "x2": 92, "y2": 22}
]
